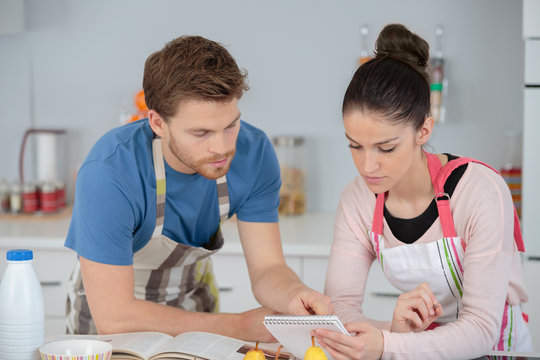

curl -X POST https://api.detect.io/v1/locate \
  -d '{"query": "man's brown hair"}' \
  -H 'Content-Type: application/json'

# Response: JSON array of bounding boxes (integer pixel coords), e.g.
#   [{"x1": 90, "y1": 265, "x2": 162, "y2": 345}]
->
[{"x1": 143, "y1": 35, "x2": 248, "y2": 120}]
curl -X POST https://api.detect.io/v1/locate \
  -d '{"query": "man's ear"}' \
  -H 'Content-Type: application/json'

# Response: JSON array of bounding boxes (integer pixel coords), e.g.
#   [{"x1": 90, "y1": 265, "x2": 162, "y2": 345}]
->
[
  {"x1": 416, "y1": 116, "x2": 434, "y2": 146},
  {"x1": 148, "y1": 110, "x2": 165, "y2": 138}
]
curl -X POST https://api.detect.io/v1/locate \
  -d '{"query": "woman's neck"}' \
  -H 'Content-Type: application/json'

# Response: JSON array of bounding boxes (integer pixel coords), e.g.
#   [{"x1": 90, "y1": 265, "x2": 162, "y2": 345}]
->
[{"x1": 385, "y1": 151, "x2": 443, "y2": 219}]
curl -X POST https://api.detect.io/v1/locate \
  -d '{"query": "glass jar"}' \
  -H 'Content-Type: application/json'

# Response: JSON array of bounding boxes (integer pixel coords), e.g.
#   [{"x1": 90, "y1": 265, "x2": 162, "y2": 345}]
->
[
  {"x1": 272, "y1": 136, "x2": 306, "y2": 215},
  {"x1": 9, "y1": 181, "x2": 22, "y2": 214},
  {"x1": 0, "y1": 179, "x2": 9, "y2": 213}
]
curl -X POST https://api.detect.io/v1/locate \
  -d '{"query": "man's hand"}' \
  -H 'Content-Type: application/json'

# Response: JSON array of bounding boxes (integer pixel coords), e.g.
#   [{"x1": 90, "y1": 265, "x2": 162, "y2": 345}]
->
[
  {"x1": 391, "y1": 282, "x2": 443, "y2": 333},
  {"x1": 286, "y1": 285, "x2": 332, "y2": 315}
]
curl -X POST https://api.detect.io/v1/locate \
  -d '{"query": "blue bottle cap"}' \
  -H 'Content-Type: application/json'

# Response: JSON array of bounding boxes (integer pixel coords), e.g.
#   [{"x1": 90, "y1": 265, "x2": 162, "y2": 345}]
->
[{"x1": 6, "y1": 249, "x2": 33, "y2": 261}]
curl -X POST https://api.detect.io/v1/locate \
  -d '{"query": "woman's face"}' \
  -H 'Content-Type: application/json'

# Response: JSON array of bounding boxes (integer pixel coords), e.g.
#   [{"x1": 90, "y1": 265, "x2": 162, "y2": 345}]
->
[{"x1": 343, "y1": 109, "x2": 425, "y2": 194}]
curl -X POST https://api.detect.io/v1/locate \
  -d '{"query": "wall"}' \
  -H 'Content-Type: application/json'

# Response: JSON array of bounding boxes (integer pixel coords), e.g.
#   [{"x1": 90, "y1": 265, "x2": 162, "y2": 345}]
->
[{"x1": 0, "y1": 0, "x2": 524, "y2": 212}]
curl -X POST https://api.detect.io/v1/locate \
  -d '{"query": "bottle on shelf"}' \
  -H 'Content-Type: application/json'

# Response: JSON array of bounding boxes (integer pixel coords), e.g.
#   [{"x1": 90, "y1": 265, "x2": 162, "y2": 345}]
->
[
  {"x1": 430, "y1": 25, "x2": 446, "y2": 123},
  {"x1": 0, "y1": 249, "x2": 45, "y2": 360}
]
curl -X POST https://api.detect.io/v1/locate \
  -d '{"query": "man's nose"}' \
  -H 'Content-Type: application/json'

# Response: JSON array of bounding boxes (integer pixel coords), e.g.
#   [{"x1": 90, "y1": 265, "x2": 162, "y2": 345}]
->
[{"x1": 209, "y1": 132, "x2": 227, "y2": 154}]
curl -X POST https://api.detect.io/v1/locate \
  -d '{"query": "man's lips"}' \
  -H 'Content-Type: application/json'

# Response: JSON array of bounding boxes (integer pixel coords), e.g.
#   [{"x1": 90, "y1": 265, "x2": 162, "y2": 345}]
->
[{"x1": 209, "y1": 158, "x2": 228, "y2": 167}]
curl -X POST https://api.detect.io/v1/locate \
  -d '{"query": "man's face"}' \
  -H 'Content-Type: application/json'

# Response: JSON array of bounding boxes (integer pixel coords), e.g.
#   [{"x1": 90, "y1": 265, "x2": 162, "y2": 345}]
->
[{"x1": 161, "y1": 98, "x2": 241, "y2": 180}]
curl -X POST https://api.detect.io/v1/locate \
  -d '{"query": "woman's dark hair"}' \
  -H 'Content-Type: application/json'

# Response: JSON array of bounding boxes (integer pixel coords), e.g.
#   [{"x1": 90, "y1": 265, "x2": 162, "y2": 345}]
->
[{"x1": 342, "y1": 24, "x2": 430, "y2": 131}]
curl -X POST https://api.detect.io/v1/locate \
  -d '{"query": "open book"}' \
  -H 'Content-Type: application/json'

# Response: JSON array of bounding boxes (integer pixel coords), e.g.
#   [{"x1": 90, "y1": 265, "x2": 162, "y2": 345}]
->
[{"x1": 48, "y1": 331, "x2": 295, "y2": 360}]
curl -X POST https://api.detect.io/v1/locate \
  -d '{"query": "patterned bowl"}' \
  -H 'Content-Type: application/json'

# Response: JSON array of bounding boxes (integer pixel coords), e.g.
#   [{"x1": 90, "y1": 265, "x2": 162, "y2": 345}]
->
[{"x1": 39, "y1": 339, "x2": 112, "y2": 360}]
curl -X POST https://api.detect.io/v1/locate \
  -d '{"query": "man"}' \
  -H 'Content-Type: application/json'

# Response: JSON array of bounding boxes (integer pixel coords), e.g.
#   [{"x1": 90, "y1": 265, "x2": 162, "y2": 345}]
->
[{"x1": 64, "y1": 35, "x2": 330, "y2": 341}]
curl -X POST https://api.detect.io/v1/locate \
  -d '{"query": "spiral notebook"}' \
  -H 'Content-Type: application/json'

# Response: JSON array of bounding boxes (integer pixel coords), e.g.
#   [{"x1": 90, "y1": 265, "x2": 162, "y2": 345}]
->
[{"x1": 263, "y1": 315, "x2": 349, "y2": 359}]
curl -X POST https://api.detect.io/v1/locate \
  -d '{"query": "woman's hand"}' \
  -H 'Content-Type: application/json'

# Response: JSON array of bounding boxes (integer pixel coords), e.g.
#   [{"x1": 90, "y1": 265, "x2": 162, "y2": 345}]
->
[
  {"x1": 312, "y1": 322, "x2": 383, "y2": 360},
  {"x1": 391, "y1": 282, "x2": 443, "y2": 333}
]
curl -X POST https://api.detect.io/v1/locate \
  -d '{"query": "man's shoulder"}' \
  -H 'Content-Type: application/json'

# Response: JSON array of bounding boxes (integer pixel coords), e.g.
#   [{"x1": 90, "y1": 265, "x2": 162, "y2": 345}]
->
[
  {"x1": 86, "y1": 119, "x2": 152, "y2": 163},
  {"x1": 237, "y1": 120, "x2": 270, "y2": 145}
]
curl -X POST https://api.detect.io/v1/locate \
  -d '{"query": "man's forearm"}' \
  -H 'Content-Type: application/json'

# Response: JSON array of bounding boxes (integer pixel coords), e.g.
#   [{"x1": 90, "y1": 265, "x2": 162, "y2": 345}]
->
[
  {"x1": 250, "y1": 263, "x2": 306, "y2": 313},
  {"x1": 95, "y1": 297, "x2": 245, "y2": 338}
]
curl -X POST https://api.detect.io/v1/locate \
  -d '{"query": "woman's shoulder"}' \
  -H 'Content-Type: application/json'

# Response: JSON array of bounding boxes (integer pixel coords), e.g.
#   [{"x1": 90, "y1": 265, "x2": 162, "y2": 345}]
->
[
  {"x1": 454, "y1": 161, "x2": 511, "y2": 202},
  {"x1": 338, "y1": 176, "x2": 376, "y2": 214}
]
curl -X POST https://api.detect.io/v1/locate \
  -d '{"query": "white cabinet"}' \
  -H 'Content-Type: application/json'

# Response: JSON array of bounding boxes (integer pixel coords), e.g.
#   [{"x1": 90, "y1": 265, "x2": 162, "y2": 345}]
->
[
  {"x1": 212, "y1": 253, "x2": 302, "y2": 313},
  {"x1": 217, "y1": 216, "x2": 398, "y2": 322},
  {"x1": 523, "y1": 0, "x2": 540, "y2": 38}
]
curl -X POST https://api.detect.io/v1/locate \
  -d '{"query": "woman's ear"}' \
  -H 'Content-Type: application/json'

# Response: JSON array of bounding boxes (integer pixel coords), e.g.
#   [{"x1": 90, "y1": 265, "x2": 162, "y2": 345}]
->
[
  {"x1": 416, "y1": 116, "x2": 434, "y2": 146},
  {"x1": 148, "y1": 110, "x2": 165, "y2": 138}
]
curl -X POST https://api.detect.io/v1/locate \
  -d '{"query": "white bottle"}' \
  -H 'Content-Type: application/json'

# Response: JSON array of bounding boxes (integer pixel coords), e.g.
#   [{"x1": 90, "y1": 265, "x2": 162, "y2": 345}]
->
[{"x1": 0, "y1": 249, "x2": 45, "y2": 360}]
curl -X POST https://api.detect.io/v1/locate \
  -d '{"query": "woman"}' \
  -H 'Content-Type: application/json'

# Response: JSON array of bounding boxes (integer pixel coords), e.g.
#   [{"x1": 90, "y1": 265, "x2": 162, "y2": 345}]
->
[{"x1": 313, "y1": 24, "x2": 533, "y2": 359}]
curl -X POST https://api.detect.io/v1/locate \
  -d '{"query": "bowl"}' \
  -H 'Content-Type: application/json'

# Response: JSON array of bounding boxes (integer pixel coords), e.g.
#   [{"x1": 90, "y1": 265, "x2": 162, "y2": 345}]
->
[{"x1": 39, "y1": 339, "x2": 112, "y2": 360}]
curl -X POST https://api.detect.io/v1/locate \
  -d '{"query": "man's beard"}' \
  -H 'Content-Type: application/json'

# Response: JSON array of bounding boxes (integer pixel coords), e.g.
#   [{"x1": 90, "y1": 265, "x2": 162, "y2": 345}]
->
[{"x1": 168, "y1": 135, "x2": 235, "y2": 180}]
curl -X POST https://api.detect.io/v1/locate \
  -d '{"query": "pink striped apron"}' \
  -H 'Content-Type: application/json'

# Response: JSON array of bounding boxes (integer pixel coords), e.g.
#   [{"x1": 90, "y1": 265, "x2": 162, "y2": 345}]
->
[{"x1": 369, "y1": 152, "x2": 532, "y2": 352}]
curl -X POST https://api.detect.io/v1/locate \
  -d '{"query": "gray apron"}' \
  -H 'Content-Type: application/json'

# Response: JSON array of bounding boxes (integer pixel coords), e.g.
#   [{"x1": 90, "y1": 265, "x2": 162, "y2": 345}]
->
[{"x1": 66, "y1": 137, "x2": 229, "y2": 334}]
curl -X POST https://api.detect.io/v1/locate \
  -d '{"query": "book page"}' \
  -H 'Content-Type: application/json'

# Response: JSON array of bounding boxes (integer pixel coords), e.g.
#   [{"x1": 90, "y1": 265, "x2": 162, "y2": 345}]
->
[
  {"x1": 108, "y1": 332, "x2": 174, "y2": 359},
  {"x1": 151, "y1": 332, "x2": 294, "y2": 360}
]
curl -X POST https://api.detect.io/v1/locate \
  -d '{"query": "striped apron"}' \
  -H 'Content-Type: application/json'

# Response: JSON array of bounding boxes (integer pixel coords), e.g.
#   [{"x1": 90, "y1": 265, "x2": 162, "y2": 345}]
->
[
  {"x1": 369, "y1": 152, "x2": 533, "y2": 351},
  {"x1": 66, "y1": 137, "x2": 229, "y2": 334}
]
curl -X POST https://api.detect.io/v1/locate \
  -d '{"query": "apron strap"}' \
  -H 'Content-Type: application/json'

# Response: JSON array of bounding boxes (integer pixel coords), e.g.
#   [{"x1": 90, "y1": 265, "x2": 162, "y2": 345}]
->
[
  {"x1": 216, "y1": 175, "x2": 229, "y2": 222},
  {"x1": 426, "y1": 152, "x2": 458, "y2": 238},
  {"x1": 432, "y1": 155, "x2": 525, "y2": 252},
  {"x1": 373, "y1": 193, "x2": 385, "y2": 235},
  {"x1": 152, "y1": 138, "x2": 167, "y2": 237}
]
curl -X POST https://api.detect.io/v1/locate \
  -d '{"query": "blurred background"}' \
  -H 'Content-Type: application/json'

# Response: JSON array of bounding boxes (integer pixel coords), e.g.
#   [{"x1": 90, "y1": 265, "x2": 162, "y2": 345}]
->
[{"x1": 0, "y1": 0, "x2": 525, "y2": 212}]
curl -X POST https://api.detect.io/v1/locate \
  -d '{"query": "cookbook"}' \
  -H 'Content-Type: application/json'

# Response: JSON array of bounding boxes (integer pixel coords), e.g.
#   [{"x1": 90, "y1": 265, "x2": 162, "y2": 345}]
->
[{"x1": 48, "y1": 331, "x2": 294, "y2": 360}]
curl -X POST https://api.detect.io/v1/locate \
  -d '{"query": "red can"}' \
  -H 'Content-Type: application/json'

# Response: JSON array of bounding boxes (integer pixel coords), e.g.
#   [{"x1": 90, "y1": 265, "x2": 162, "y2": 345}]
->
[
  {"x1": 22, "y1": 183, "x2": 39, "y2": 213},
  {"x1": 39, "y1": 182, "x2": 58, "y2": 213}
]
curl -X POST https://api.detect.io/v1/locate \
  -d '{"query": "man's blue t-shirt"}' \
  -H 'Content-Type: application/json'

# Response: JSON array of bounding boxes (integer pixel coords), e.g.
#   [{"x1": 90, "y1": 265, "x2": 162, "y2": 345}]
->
[{"x1": 64, "y1": 119, "x2": 281, "y2": 265}]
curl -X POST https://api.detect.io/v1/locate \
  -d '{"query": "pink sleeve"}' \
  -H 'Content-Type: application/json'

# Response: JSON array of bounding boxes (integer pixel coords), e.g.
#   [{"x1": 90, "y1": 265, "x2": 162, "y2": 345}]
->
[
  {"x1": 380, "y1": 164, "x2": 522, "y2": 359},
  {"x1": 324, "y1": 179, "x2": 391, "y2": 330}
]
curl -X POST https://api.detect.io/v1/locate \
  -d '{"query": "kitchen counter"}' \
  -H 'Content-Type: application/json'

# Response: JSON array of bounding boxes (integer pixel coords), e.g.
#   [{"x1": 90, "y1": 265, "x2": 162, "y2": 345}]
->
[
  {"x1": 0, "y1": 210, "x2": 337, "y2": 255},
  {"x1": 220, "y1": 212, "x2": 335, "y2": 255},
  {"x1": 0, "y1": 208, "x2": 72, "y2": 249}
]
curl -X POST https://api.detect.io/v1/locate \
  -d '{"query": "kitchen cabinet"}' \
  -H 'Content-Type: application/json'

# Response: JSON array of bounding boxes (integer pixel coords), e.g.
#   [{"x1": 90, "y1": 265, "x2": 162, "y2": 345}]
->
[
  {"x1": 217, "y1": 216, "x2": 397, "y2": 321},
  {"x1": 523, "y1": 0, "x2": 540, "y2": 38}
]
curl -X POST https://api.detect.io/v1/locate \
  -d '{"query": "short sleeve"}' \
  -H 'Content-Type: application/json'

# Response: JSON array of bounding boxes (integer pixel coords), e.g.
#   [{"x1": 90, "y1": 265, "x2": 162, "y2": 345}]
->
[
  {"x1": 64, "y1": 161, "x2": 137, "y2": 265},
  {"x1": 235, "y1": 135, "x2": 281, "y2": 222}
]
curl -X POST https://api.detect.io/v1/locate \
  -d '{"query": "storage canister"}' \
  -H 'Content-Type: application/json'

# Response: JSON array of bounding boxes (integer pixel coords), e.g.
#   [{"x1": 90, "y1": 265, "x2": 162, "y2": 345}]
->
[{"x1": 272, "y1": 136, "x2": 306, "y2": 215}]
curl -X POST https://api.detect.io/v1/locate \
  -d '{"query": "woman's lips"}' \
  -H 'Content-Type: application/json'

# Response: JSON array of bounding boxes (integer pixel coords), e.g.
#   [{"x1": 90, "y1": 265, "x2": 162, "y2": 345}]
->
[{"x1": 364, "y1": 175, "x2": 384, "y2": 184}]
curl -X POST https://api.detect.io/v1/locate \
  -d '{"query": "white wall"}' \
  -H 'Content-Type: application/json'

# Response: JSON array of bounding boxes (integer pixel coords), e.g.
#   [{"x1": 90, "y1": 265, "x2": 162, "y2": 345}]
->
[{"x1": 0, "y1": 0, "x2": 524, "y2": 212}]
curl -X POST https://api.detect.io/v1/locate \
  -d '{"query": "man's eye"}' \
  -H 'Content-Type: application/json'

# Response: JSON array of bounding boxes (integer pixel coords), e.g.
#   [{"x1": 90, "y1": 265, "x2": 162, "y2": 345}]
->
[{"x1": 193, "y1": 132, "x2": 208, "y2": 137}]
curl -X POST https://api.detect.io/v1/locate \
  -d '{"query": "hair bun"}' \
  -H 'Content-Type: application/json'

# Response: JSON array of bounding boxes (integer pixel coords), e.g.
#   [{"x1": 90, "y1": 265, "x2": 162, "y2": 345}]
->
[{"x1": 374, "y1": 24, "x2": 430, "y2": 83}]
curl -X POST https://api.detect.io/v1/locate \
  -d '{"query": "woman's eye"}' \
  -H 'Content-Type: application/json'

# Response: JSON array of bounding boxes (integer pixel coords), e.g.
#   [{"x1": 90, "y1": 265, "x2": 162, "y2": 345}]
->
[
  {"x1": 380, "y1": 147, "x2": 395, "y2": 153},
  {"x1": 348, "y1": 144, "x2": 362, "y2": 150}
]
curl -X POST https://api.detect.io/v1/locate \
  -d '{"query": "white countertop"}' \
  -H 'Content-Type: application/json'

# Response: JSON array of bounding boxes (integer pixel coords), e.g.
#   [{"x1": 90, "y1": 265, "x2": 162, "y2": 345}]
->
[
  {"x1": 0, "y1": 210, "x2": 336, "y2": 256},
  {"x1": 220, "y1": 212, "x2": 336, "y2": 256}
]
